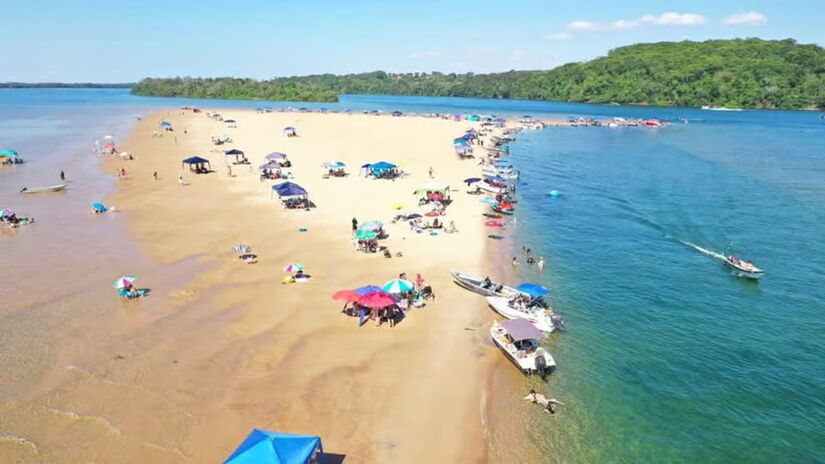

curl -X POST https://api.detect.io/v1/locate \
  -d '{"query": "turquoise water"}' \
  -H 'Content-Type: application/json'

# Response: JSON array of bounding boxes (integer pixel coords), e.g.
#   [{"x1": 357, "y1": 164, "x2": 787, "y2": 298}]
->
[{"x1": 2, "y1": 89, "x2": 824, "y2": 462}]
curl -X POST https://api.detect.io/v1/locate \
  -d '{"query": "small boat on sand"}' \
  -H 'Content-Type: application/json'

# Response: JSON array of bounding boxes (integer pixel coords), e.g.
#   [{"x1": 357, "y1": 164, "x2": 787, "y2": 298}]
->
[
  {"x1": 487, "y1": 296, "x2": 563, "y2": 333},
  {"x1": 724, "y1": 255, "x2": 765, "y2": 279},
  {"x1": 490, "y1": 319, "x2": 555, "y2": 377},
  {"x1": 450, "y1": 271, "x2": 520, "y2": 297},
  {"x1": 20, "y1": 183, "x2": 67, "y2": 194}
]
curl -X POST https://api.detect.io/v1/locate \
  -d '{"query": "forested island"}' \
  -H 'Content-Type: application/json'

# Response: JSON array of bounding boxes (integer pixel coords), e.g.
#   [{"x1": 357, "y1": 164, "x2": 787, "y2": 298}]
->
[
  {"x1": 0, "y1": 83, "x2": 133, "y2": 89},
  {"x1": 132, "y1": 39, "x2": 825, "y2": 109}
]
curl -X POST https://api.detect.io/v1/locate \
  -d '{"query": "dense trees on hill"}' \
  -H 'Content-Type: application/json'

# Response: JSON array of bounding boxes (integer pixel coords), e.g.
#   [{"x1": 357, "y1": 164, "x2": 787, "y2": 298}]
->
[{"x1": 131, "y1": 39, "x2": 825, "y2": 109}]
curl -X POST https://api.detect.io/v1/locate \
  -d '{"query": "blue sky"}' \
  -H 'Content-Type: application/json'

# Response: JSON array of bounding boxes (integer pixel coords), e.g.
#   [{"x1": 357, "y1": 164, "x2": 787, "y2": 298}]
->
[{"x1": 2, "y1": 0, "x2": 822, "y2": 82}]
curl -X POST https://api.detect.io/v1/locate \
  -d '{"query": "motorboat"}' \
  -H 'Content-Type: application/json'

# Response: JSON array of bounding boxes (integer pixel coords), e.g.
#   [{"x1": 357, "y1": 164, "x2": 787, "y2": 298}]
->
[
  {"x1": 487, "y1": 296, "x2": 563, "y2": 333},
  {"x1": 490, "y1": 319, "x2": 555, "y2": 377},
  {"x1": 19, "y1": 183, "x2": 67, "y2": 194},
  {"x1": 483, "y1": 146, "x2": 509, "y2": 155},
  {"x1": 478, "y1": 181, "x2": 505, "y2": 194},
  {"x1": 481, "y1": 167, "x2": 518, "y2": 180},
  {"x1": 450, "y1": 271, "x2": 520, "y2": 298},
  {"x1": 724, "y1": 255, "x2": 765, "y2": 279},
  {"x1": 701, "y1": 106, "x2": 743, "y2": 112}
]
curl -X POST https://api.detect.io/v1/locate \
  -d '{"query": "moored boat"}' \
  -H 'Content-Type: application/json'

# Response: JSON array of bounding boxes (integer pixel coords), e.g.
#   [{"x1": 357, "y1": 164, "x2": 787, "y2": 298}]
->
[
  {"x1": 19, "y1": 183, "x2": 67, "y2": 194},
  {"x1": 449, "y1": 271, "x2": 520, "y2": 297},
  {"x1": 490, "y1": 319, "x2": 555, "y2": 377},
  {"x1": 724, "y1": 255, "x2": 765, "y2": 279},
  {"x1": 487, "y1": 296, "x2": 563, "y2": 333}
]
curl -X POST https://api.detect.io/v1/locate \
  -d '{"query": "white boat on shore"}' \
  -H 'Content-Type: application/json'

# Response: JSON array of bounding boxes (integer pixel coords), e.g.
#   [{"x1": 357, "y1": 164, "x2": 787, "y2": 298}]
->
[
  {"x1": 724, "y1": 256, "x2": 765, "y2": 279},
  {"x1": 20, "y1": 183, "x2": 67, "y2": 194},
  {"x1": 490, "y1": 319, "x2": 555, "y2": 377},
  {"x1": 481, "y1": 167, "x2": 519, "y2": 180},
  {"x1": 450, "y1": 271, "x2": 520, "y2": 298},
  {"x1": 478, "y1": 181, "x2": 505, "y2": 194},
  {"x1": 487, "y1": 296, "x2": 563, "y2": 333}
]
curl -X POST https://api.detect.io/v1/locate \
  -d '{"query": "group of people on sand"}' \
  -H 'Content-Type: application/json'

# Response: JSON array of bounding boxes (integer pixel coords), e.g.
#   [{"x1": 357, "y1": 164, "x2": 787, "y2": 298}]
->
[
  {"x1": 512, "y1": 246, "x2": 545, "y2": 270},
  {"x1": 1, "y1": 211, "x2": 33, "y2": 228},
  {"x1": 344, "y1": 272, "x2": 435, "y2": 328}
]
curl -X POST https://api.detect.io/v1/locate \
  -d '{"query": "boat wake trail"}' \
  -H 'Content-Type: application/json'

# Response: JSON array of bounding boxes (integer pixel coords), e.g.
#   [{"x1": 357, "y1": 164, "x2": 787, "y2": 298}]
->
[{"x1": 677, "y1": 239, "x2": 727, "y2": 261}]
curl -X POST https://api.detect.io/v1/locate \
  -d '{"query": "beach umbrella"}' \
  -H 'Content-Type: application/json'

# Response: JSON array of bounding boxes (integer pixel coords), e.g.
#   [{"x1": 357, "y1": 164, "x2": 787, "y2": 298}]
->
[
  {"x1": 112, "y1": 275, "x2": 136, "y2": 289},
  {"x1": 265, "y1": 152, "x2": 287, "y2": 160},
  {"x1": 405, "y1": 213, "x2": 422, "y2": 220},
  {"x1": 382, "y1": 279, "x2": 414, "y2": 294},
  {"x1": 464, "y1": 177, "x2": 481, "y2": 184},
  {"x1": 359, "y1": 220, "x2": 383, "y2": 231},
  {"x1": 353, "y1": 285, "x2": 382, "y2": 296},
  {"x1": 332, "y1": 289, "x2": 361, "y2": 302},
  {"x1": 283, "y1": 126, "x2": 295, "y2": 131},
  {"x1": 0, "y1": 209, "x2": 13, "y2": 217},
  {"x1": 359, "y1": 291, "x2": 395, "y2": 308},
  {"x1": 484, "y1": 220, "x2": 503, "y2": 227},
  {"x1": 283, "y1": 263, "x2": 304, "y2": 273},
  {"x1": 0, "y1": 149, "x2": 18, "y2": 157},
  {"x1": 327, "y1": 161, "x2": 346, "y2": 169},
  {"x1": 233, "y1": 244, "x2": 252, "y2": 254},
  {"x1": 517, "y1": 283, "x2": 550, "y2": 298},
  {"x1": 355, "y1": 229, "x2": 378, "y2": 241},
  {"x1": 224, "y1": 149, "x2": 245, "y2": 156},
  {"x1": 425, "y1": 211, "x2": 440, "y2": 217},
  {"x1": 91, "y1": 202, "x2": 107, "y2": 213}
]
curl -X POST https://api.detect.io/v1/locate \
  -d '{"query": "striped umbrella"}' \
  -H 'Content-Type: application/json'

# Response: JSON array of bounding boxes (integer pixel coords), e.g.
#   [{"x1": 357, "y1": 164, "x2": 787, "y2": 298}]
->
[
  {"x1": 383, "y1": 279, "x2": 414, "y2": 294},
  {"x1": 283, "y1": 263, "x2": 304, "y2": 272},
  {"x1": 233, "y1": 244, "x2": 252, "y2": 254}
]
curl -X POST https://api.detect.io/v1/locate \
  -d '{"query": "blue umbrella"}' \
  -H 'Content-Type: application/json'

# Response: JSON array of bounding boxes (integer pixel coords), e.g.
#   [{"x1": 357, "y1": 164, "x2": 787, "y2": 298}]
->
[
  {"x1": 91, "y1": 202, "x2": 107, "y2": 213},
  {"x1": 327, "y1": 161, "x2": 346, "y2": 169},
  {"x1": 516, "y1": 283, "x2": 550, "y2": 298},
  {"x1": 464, "y1": 177, "x2": 481, "y2": 184},
  {"x1": 354, "y1": 285, "x2": 382, "y2": 296}
]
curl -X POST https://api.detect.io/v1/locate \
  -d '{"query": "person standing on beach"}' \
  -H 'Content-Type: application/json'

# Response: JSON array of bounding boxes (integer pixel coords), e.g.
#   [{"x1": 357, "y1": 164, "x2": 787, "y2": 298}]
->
[
  {"x1": 60, "y1": 170, "x2": 65, "y2": 181},
  {"x1": 352, "y1": 217, "x2": 358, "y2": 235},
  {"x1": 178, "y1": 174, "x2": 184, "y2": 186},
  {"x1": 153, "y1": 171, "x2": 158, "y2": 180},
  {"x1": 428, "y1": 166, "x2": 434, "y2": 178}
]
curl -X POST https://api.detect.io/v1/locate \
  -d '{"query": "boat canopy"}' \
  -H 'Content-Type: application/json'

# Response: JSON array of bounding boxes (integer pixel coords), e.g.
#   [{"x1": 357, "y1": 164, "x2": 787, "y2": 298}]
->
[
  {"x1": 501, "y1": 318, "x2": 543, "y2": 342},
  {"x1": 224, "y1": 429, "x2": 323, "y2": 464},
  {"x1": 516, "y1": 283, "x2": 549, "y2": 297}
]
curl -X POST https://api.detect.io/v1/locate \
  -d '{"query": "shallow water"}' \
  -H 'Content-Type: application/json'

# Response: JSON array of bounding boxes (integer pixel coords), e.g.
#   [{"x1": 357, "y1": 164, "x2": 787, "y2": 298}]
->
[{"x1": 1, "y1": 89, "x2": 823, "y2": 462}]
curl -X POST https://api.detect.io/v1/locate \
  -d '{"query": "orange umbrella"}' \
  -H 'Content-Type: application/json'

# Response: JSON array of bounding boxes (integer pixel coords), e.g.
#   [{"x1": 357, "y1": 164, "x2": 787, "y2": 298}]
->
[{"x1": 332, "y1": 290, "x2": 361, "y2": 302}]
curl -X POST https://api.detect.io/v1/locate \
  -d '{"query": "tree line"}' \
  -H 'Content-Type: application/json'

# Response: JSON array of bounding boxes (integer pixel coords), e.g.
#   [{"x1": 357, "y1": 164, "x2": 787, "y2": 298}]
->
[{"x1": 131, "y1": 39, "x2": 825, "y2": 109}]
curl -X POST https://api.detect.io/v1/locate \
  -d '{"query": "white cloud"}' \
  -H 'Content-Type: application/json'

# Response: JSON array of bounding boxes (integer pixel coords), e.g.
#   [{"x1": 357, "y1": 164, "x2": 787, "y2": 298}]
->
[
  {"x1": 567, "y1": 12, "x2": 706, "y2": 32},
  {"x1": 545, "y1": 32, "x2": 573, "y2": 41},
  {"x1": 723, "y1": 12, "x2": 767, "y2": 26},
  {"x1": 567, "y1": 21, "x2": 598, "y2": 31},
  {"x1": 410, "y1": 51, "x2": 441, "y2": 59}
]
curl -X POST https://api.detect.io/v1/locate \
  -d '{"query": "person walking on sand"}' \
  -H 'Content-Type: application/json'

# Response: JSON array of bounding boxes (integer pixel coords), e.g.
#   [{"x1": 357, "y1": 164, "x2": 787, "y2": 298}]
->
[
  {"x1": 351, "y1": 217, "x2": 358, "y2": 235},
  {"x1": 178, "y1": 174, "x2": 184, "y2": 186},
  {"x1": 60, "y1": 170, "x2": 65, "y2": 182},
  {"x1": 428, "y1": 166, "x2": 434, "y2": 178},
  {"x1": 153, "y1": 171, "x2": 158, "y2": 180}
]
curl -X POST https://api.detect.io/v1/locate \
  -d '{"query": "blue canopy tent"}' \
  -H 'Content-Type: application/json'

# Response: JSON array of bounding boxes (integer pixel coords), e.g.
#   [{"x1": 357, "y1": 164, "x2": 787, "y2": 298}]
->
[
  {"x1": 272, "y1": 182, "x2": 308, "y2": 198},
  {"x1": 224, "y1": 429, "x2": 324, "y2": 464},
  {"x1": 369, "y1": 161, "x2": 398, "y2": 178},
  {"x1": 182, "y1": 156, "x2": 211, "y2": 173},
  {"x1": 516, "y1": 283, "x2": 550, "y2": 298},
  {"x1": 225, "y1": 149, "x2": 247, "y2": 162}
]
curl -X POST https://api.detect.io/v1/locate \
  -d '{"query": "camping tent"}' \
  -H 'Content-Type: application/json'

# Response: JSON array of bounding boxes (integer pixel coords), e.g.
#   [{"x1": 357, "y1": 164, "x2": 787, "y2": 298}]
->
[{"x1": 224, "y1": 429, "x2": 324, "y2": 464}]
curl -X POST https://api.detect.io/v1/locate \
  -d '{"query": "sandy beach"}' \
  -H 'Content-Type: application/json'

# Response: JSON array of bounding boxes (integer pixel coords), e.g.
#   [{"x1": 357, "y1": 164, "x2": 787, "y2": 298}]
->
[{"x1": 49, "y1": 109, "x2": 509, "y2": 462}]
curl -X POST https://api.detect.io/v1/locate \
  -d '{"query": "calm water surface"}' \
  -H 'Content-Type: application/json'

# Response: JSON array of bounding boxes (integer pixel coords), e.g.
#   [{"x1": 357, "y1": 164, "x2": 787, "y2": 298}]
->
[{"x1": 1, "y1": 89, "x2": 823, "y2": 463}]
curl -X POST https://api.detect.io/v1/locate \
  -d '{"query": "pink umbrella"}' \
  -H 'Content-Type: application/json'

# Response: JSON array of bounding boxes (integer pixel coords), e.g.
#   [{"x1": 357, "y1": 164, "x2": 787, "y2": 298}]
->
[
  {"x1": 359, "y1": 291, "x2": 395, "y2": 308},
  {"x1": 331, "y1": 290, "x2": 361, "y2": 302},
  {"x1": 425, "y1": 211, "x2": 440, "y2": 217}
]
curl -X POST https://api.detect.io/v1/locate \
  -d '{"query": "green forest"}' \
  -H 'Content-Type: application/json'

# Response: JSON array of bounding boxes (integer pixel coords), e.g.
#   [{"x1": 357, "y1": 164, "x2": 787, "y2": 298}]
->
[{"x1": 131, "y1": 39, "x2": 825, "y2": 109}]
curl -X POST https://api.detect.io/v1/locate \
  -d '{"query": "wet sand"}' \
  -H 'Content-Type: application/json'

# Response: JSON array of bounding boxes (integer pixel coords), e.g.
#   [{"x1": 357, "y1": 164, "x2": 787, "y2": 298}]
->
[{"x1": 3, "y1": 109, "x2": 512, "y2": 462}]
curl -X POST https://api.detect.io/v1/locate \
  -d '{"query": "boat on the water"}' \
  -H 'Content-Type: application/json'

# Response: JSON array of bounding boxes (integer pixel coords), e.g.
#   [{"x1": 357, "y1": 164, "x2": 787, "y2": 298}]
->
[
  {"x1": 724, "y1": 255, "x2": 765, "y2": 279},
  {"x1": 20, "y1": 183, "x2": 67, "y2": 194},
  {"x1": 478, "y1": 182, "x2": 505, "y2": 194},
  {"x1": 450, "y1": 271, "x2": 520, "y2": 298},
  {"x1": 490, "y1": 319, "x2": 555, "y2": 377},
  {"x1": 701, "y1": 106, "x2": 743, "y2": 112},
  {"x1": 487, "y1": 296, "x2": 563, "y2": 333}
]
